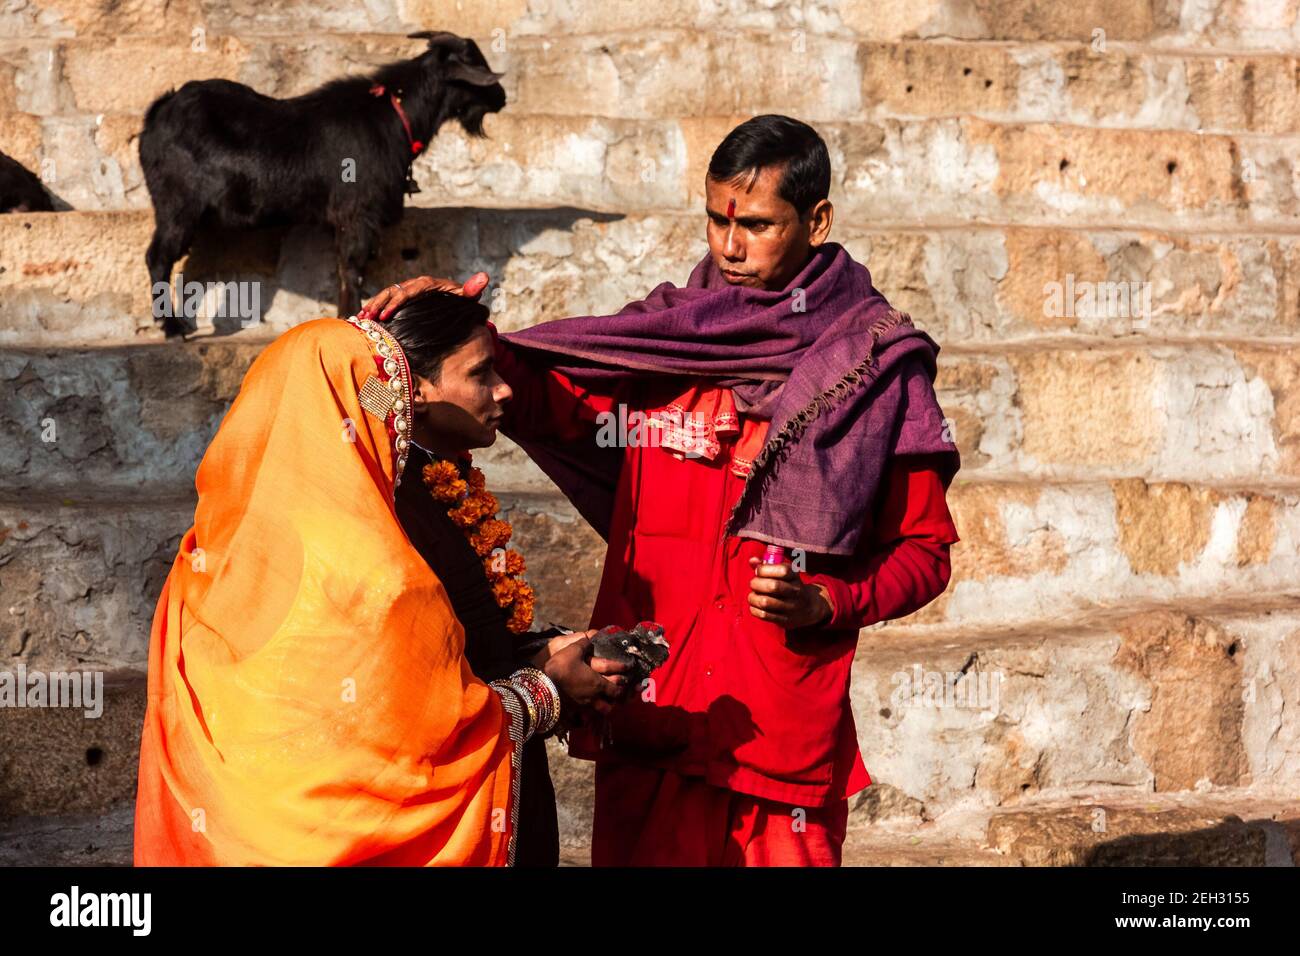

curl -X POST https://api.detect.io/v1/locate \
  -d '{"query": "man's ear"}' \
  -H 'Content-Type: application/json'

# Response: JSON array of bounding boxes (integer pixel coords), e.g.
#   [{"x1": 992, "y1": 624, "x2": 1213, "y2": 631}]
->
[{"x1": 806, "y1": 199, "x2": 833, "y2": 247}]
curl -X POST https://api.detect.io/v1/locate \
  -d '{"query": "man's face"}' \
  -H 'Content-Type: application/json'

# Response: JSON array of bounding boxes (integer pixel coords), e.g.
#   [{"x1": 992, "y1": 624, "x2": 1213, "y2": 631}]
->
[
  {"x1": 704, "y1": 164, "x2": 833, "y2": 291},
  {"x1": 412, "y1": 325, "x2": 512, "y2": 452}
]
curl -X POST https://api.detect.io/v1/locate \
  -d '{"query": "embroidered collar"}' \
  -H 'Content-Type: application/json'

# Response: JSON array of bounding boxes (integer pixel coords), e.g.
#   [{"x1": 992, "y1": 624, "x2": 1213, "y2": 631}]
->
[{"x1": 347, "y1": 314, "x2": 414, "y2": 499}]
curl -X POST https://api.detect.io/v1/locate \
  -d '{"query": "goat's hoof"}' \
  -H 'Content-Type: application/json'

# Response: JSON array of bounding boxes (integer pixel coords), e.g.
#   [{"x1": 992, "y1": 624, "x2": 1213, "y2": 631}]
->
[{"x1": 160, "y1": 317, "x2": 189, "y2": 339}]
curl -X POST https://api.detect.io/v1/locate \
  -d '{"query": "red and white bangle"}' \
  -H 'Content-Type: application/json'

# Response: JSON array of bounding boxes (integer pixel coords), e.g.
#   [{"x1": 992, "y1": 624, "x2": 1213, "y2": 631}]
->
[
  {"x1": 489, "y1": 668, "x2": 560, "y2": 740},
  {"x1": 511, "y1": 667, "x2": 560, "y2": 737}
]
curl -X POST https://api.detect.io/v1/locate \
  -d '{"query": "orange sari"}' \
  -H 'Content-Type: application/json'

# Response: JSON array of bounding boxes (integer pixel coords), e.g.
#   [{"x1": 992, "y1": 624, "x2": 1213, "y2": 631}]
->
[{"x1": 134, "y1": 318, "x2": 516, "y2": 866}]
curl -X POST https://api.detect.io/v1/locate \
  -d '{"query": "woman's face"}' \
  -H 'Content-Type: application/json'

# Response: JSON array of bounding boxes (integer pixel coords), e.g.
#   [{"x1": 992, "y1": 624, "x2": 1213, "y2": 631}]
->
[{"x1": 411, "y1": 325, "x2": 513, "y2": 453}]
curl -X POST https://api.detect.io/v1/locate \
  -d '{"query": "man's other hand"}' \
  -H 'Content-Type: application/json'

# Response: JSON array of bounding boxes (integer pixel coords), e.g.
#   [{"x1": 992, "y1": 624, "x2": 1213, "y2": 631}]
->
[{"x1": 746, "y1": 556, "x2": 833, "y2": 630}]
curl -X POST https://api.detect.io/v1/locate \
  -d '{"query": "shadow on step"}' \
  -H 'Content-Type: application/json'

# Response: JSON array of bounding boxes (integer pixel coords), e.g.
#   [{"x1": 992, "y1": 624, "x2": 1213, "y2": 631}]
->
[{"x1": 172, "y1": 206, "x2": 625, "y2": 336}]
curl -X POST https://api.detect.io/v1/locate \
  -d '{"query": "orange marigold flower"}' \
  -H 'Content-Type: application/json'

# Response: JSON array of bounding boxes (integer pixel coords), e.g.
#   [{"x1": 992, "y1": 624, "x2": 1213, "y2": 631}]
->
[
  {"x1": 479, "y1": 518, "x2": 512, "y2": 551},
  {"x1": 506, "y1": 599, "x2": 534, "y2": 634},
  {"x1": 449, "y1": 490, "x2": 496, "y2": 528},
  {"x1": 481, "y1": 546, "x2": 520, "y2": 578},
  {"x1": 491, "y1": 576, "x2": 518, "y2": 608},
  {"x1": 425, "y1": 461, "x2": 534, "y2": 633},
  {"x1": 468, "y1": 519, "x2": 511, "y2": 557},
  {"x1": 423, "y1": 460, "x2": 457, "y2": 485},
  {"x1": 423, "y1": 460, "x2": 467, "y2": 502},
  {"x1": 448, "y1": 505, "x2": 478, "y2": 529}
]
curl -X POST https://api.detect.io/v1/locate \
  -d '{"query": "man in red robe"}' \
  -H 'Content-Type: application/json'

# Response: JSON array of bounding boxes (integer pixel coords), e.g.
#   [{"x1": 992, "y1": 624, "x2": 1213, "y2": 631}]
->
[{"x1": 361, "y1": 114, "x2": 960, "y2": 866}]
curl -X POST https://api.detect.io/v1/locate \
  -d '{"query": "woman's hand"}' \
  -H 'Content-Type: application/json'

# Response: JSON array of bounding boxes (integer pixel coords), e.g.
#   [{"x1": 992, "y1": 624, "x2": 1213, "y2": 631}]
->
[
  {"x1": 357, "y1": 272, "x2": 490, "y2": 322},
  {"x1": 528, "y1": 629, "x2": 588, "y2": 669},
  {"x1": 540, "y1": 633, "x2": 629, "y2": 715},
  {"x1": 746, "y1": 556, "x2": 834, "y2": 630}
]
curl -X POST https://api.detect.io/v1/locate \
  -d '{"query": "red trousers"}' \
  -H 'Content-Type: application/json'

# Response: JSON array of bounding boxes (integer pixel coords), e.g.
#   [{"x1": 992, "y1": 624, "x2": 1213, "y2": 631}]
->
[{"x1": 591, "y1": 762, "x2": 849, "y2": 867}]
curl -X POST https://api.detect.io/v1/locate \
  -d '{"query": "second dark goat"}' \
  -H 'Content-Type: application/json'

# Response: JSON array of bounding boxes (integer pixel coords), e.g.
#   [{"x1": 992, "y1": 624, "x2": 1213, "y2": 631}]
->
[{"x1": 0, "y1": 151, "x2": 54, "y2": 213}]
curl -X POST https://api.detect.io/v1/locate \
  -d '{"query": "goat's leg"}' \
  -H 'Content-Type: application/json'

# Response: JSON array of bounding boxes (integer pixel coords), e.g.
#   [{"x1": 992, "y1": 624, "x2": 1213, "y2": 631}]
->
[
  {"x1": 334, "y1": 224, "x2": 375, "y2": 319},
  {"x1": 146, "y1": 211, "x2": 201, "y2": 338}
]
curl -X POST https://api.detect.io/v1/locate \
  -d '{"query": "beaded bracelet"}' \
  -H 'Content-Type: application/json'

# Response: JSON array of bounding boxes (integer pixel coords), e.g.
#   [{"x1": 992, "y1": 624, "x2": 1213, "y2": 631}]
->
[
  {"x1": 486, "y1": 680, "x2": 527, "y2": 867},
  {"x1": 489, "y1": 669, "x2": 560, "y2": 740},
  {"x1": 489, "y1": 680, "x2": 531, "y2": 740},
  {"x1": 514, "y1": 675, "x2": 540, "y2": 737}
]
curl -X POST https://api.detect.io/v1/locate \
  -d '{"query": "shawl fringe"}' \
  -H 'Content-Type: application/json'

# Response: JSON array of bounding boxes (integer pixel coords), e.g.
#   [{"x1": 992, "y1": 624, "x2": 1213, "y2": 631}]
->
[{"x1": 725, "y1": 308, "x2": 914, "y2": 537}]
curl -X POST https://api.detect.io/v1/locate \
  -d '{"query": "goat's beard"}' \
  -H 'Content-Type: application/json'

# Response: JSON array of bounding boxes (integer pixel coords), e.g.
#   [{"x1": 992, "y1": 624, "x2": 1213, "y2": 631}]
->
[{"x1": 458, "y1": 107, "x2": 491, "y2": 138}]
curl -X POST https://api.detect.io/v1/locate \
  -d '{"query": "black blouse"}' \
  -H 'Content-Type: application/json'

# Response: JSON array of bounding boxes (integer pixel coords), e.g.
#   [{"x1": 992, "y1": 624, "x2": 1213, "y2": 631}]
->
[{"x1": 394, "y1": 448, "x2": 559, "y2": 867}]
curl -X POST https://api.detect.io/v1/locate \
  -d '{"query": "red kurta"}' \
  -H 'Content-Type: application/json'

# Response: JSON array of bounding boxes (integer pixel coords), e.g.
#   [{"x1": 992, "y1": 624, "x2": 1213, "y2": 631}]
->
[{"x1": 494, "y1": 328, "x2": 960, "y2": 857}]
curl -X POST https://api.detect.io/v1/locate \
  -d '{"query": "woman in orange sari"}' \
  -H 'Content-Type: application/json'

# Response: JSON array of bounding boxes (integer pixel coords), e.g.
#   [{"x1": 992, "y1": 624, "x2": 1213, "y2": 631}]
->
[{"x1": 134, "y1": 296, "x2": 615, "y2": 866}]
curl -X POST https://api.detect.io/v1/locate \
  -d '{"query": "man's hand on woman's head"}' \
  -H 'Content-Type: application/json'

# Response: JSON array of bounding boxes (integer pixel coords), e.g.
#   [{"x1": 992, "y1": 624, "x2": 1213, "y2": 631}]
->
[{"x1": 358, "y1": 272, "x2": 490, "y2": 322}]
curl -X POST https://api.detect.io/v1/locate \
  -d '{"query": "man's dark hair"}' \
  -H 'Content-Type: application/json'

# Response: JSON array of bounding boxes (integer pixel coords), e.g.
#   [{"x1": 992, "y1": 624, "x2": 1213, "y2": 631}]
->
[
  {"x1": 383, "y1": 290, "x2": 490, "y2": 382},
  {"x1": 706, "y1": 114, "x2": 831, "y2": 218}
]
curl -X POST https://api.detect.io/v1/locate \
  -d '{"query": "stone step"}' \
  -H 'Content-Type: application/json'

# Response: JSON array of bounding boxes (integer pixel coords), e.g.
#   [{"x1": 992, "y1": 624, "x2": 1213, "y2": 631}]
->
[
  {"x1": 846, "y1": 787, "x2": 1299, "y2": 866},
  {"x1": 840, "y1": 834, "x2": 1018, "y2": 866},
  {"x1": 300, "y1": 113, "x2": 1300, "y2": 231},
  {"x1": 4, "y1": 95, "x2": 1296, "y2": 228},
  {"x1": 4, "y1": 210, "x2": 1298, "y2": 348},
  {"x1": 926, "y1": 476, "x2": 1300, "y2": 628},
  {"x1": 5, "y1": 477, "x2": 1300, "y2": 668},
  {"x1": 937, "y1": 341, "x2": 1298, "y2": 483},
  {"x1": 979, "y1": 790, "x2": 1300, "y2": 866},
  {"x1": 3, "y1": 795, "x2": 1294, "y2": 867},
  {"x1": 0, "y1": 803, "x2": 134, "y2": 866},
  {"x1": 3, "y1": 682, "x2": 1296, "y2": 865},
  {"x1": 9, "y1": 794, "x2": 1293, "y2": 866},
  {"x1": 2, "y1": 0, "x2": 1295, "y2": 53},
  {"x1": 4, "y1": 582, "x2": 1298, "y2": 820},
  {"x1": 853, "y1": 599, "x2": 1300, "y2": 819},
  {"x1": 0, "y1": 675, "x2": 593, "y2": 858},
  {"x1": 0, "y1": 673, "x2": 143, "y2": 823},
  {"x1": 860, "y1": 41, "x2": 1300, "y2": 136},
  {"x1": 0, "y1": 491, "x2": 606, "y2": 671},
  {"x1": 4, "y1": 31, "x2": 1296, "y2": 136},
  {"x1": 3, "y1": 334, "x2": 1295, "y2": 493}
]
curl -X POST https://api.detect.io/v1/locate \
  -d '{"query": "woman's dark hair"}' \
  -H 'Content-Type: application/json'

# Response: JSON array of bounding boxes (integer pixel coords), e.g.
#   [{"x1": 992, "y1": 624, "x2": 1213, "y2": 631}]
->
[
  {"x1": 706, "y1": 114, "x2": 830, "y2": 218},
  {"x1": 382, "y1": 289, "x2": 491, "y2": 382}
]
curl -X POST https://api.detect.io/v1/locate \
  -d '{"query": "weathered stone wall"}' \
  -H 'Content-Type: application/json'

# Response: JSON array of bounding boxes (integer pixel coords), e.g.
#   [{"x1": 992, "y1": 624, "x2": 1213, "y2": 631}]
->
[{"x1": 1, "y1": 0, "x2": 1297, "y2": 858}]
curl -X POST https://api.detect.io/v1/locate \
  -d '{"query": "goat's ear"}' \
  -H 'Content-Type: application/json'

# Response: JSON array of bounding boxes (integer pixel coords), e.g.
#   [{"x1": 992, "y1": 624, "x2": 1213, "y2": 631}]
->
[{"x1": 447, "y1": 62, "x2": 504, "y2": 86}]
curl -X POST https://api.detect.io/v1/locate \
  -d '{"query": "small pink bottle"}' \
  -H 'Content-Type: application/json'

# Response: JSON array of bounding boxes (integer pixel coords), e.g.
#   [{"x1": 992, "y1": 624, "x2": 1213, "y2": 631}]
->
[{"x1": 761, "y1": 544, "x2": 787, "y2": 566}]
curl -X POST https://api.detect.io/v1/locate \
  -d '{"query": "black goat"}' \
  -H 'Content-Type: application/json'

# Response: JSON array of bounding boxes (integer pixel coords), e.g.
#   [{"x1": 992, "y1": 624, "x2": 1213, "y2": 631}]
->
[
  {"x1": 0, "y1": 151, "x2": 54, "y2": 212},
  {"x1": 140, "y1": 30, "x2": 505, "y2": 337}
]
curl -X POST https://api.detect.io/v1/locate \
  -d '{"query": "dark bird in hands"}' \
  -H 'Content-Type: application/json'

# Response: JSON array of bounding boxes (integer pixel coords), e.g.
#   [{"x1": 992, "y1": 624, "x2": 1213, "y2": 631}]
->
[{"x1": 590, "y1": 621, "x2": 670, "y2": 688}]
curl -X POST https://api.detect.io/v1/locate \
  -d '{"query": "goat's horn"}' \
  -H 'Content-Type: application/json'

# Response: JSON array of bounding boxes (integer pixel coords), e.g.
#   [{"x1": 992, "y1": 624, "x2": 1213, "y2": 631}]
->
[{"x1": 406, "y1": 30, "x2": 462, "y2": 47}]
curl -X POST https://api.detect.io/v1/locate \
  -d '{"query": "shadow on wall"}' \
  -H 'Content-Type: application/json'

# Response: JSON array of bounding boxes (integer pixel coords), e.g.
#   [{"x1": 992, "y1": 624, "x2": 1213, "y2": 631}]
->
[{"x1": 165, "y1": 205, "x2": 626, "y2": 336}]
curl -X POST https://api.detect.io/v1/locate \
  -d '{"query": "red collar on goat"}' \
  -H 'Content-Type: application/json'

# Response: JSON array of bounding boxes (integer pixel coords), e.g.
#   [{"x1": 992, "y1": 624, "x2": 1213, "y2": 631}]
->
[{"x1": 369, "y1": 84, "x2": 424, "y2": 155}]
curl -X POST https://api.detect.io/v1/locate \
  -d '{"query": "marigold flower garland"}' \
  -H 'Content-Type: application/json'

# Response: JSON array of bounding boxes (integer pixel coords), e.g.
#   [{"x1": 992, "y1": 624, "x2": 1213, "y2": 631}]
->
[{"x1": 422, "y1": 456, "x2": 536, "y2": 633}]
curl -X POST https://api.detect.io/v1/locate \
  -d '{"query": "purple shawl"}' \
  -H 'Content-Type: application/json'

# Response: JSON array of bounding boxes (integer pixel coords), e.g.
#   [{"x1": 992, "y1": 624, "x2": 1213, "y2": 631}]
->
[{"x1": 501, "y1": 242, "x2": 959, "y2": 556}]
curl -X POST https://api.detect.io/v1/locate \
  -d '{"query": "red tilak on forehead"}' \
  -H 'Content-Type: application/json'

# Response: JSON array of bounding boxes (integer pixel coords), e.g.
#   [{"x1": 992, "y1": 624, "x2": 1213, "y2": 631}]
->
[{"x1": 726, "y1": 198, "x2": 736, "y2": 218}]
